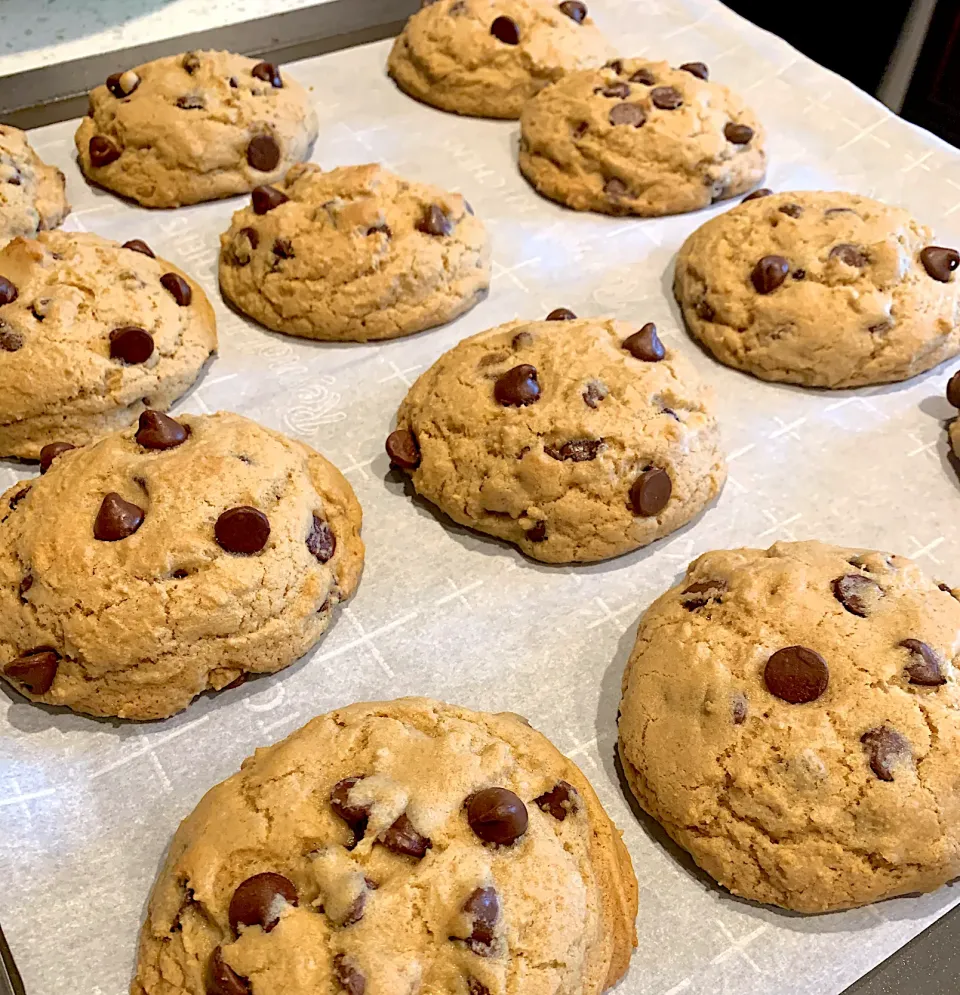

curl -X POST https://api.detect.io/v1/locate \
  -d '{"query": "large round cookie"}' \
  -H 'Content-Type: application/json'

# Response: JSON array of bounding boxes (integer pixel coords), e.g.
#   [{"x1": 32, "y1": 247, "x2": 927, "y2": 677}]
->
[
  {"x1": 0, "y1": 230, "x2": 216, "y2": 459},
  {"x1": 0, "y1": 411, "x2": 363, "y2": 720},
  {"x1": 519, "y1": 58, "x2": 766, "y2": 216},
  {"x1": 131, "y1": 697, "x2": 638, "y2": 995},
  {"x1": 618, "y1": 540, "x2": 960, "y2": 913},
  {"x1": 386, "y1": 312, "x2": 726, "y2": 562},
  {"x1": 675, "y1": 191, "x2": 960, "y2": 387},
  {"x1": 219, "y1": 163, "x2": 490, "y2": 341},
  {"x1": 75, "y1": 51, "x2": 318, "y2": 207},
  {"x1": 387, "y1": 0, "x2": 614, "y2": 120},
  {"x1": 0, "y1": 125, "x2": 69, "y2": 247}
]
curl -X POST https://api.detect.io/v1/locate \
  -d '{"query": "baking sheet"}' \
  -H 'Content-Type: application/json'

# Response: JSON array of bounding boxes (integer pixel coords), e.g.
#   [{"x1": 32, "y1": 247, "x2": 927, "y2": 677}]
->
[{"x1": 3, "y1": 1, "x2": 960, "y2": 992}]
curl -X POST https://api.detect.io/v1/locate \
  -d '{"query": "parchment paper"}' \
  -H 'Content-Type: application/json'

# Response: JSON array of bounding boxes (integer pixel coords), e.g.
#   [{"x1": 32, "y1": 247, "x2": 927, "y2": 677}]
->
[{"x1": 3, "y1": 2, "x2": 960, "y2": 992}]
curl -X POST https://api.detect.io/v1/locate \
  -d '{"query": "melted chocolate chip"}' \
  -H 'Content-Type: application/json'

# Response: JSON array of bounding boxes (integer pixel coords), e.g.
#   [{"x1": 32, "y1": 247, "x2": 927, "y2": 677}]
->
[
  {"x1": 94, "y1": 493, "x2": 145, "y2": 541},
  {"x1": 831, "y1": 574, "x2": 881, "y2": 617},
  {"x1": 160, "y1": 272, "x2": 192, "y2": 306},
  {"x1": 558, "y1": 0, "x2": 587, "y2": 22},
  {"x1": 461, "y1": 887, "x2": 499, "y2": 950},
  {"x1": 920, "y1": 246, "x2": 960, "y2": 282},
  {"x1": 544, "y1": 439, "x2": 603, "y2": 462},
  {"x1": 651, "y1": 86, "x2": 683, "y2": 110},
  {"x1": 724, "y1": 122, "x2": 754, "y2": 144},
  {"x1": 622, "y1": 322, "x2": 665, "y2": 361},
  {"x1": 534, "y1": 780, "x2": 578, "y2": 820},
  {"x1": 18, "y1": 575, "x2": 31, "y2": 601},
  {"x1": 490, "y1": 15, "x2": 520, "y2": 44},
  {"x1": 176, "y1": 94, "x2": 206, "y2": 110},
  {"x1": 109, "y1": 326, "x2": 154, "y2": 364},
  {"x1": 252, "y1": 61, "x2": 283, "y2": 88},
  {"x1": 494, "y1": 365, "x2": 540, "y2": 406},
  {"x1": 122, "y1": 239, "x2": 154, "y2": 258},
  {"x1": 386, "y1": 429, "x2": 421, "y2": 469},
  {"x1": 252, "y1": 185, "x2": 289, "y2": 214},
  {"x1": 209, "y1": 947, "x2": 251, "y2": 995},
  {"x1": 947, "y1": 371, "x2": 960, "y2": 409},
  {"x1": 900, "y1": 639, "x2": 947, "y2": 686},
  {"x1": 306, "y1": 515, "x2": 336, "y2": 563},
  {"x1": 861, "y1": 726, "x2": 911, "y2": 781},
  {"x1": 629, "y1": 67, "x2": 656, "y2": 85},
  {"x1": 679, "y1": 61, "x2": 709, "y2": 80},
  {"x1": 106, "y1": 71, "x2": 140, "y2": 98},
  {"x1": 778, "y1": 203, "x2": 803, "y2": 219},
  {"x1": 742, "y1": 188, "x2": 773, "y2": 202},
  {"x1": 228, "y1": 873, "x2": 298, "y2": 934},
  {"x1": 604, "y1": 177, "x2": 628, "y2": 199},
  {"x1": 215, "y1": 507, "x2": 270, "y2": 555},
  {"x1": 511, "y1": 331, "x2": 533, "y2": 349},
  {"x1": 582, "y1": 380, "x2": 607, "y2": 407},
  {"x1": 526, "y1": 520, "x2": 547, "y2": 543},
  {"x1": 4, "y1": 648, "x2": 59, "y2": 695},
  {"x1": 467, "y1": 787, "x2": 528, "y2": 845},
  {"x1": 0, "y1": 276, "x2": 18, "y2": 306},
  {"x1": 330, "y1": 776, "x2": 370, "y2": 840},
  {"x1": 609, "y1": 102, "x2": 646, "y2": 127},
  {"x1": 182, "y1": 52, "x2": 201, "y2": 74},
  {"x1": 681, "y1": 579, "x2": 725, "y2": 610},
  {"x1": 89, "y1": 135, "x2": 121, "y2": 167},
  {"x1": 606, "y1": 59, "x2": 624, "y2": 75},
  {"x1": 546, "y1": 307, "x2": 576, "y2": 320},
  {"x1": 39, "y1": 441, "x2": 75, "y2": 473},
  {"x1": 751, "y1": 255, "x2": 790, "y2": 294},
  {"x1": 379, "y1": 813, "x2": 432, "y2": 858},
  {"x1": 333, "y1": 954, "x2": 365, "y2": 995},
  {"x1": 629, "y1": 467, "x2": 671, "y2": 516},
  {"x1": 247, "y1": 134, "x2": 281, "y2": 172},
  {"x1": 600, "y1": 82, "x2": 631, "y2": 99},
  {"x1": 830, "y1": 243, "x2": 867, "y2": 267},
  {"x1": 764, "y1": 646, "x2": 829, "y2": 703},
  {"x1": 8, "y1": 486, "x2": 29, "y2": 510},
  {"x1": 417, "y1": 204, "x2": 454, "y2": 236},
  {"x1": 136, "y1": 410, "x2": 188, "y2": 450},
  {"x1": 272, "y1": 237, "x2": 295, "y2": 260},
  {"x1": 0, "y1": 327, "x2": 23, "y2": 352}
]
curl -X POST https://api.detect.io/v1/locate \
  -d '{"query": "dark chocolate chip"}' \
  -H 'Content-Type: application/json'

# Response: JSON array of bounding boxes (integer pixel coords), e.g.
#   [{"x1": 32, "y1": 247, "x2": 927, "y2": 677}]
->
[
  {"x1": 544, "y1": 439, "x2": 603, "y2": 462},
  {"x1": 122, "y1": 239, "x2": 155, "y2": 258},
  {"x1": 215, "y1": 507, "x2": 270, "y2": 555},
  {"x1": 609, "y1": 102, "x2": 646, "y2": 127},
  {"x1": 948, "y1": 371, "x2": 960, "y2": 409},
  {"x1": 679, "y1": 61, "x2": 709, "y2": 80},
  {"x1": 751, "y1": 255, "x2": 790, "y2": 294},
  {"x1": 18, "y1": 575, "x2": 32, "y2": 600},
  {"x1": 583, "y1": 380, "x2": 607, "y2": 407},
  {"x1": 831, "y1": 574, "x2": 881, "y2": 617},
  {"x1": 778, "y1": 203, "x2": 803, "y2": 219},
  {"x1": 228, "y1": 873, "x2": 298, "y2": 934},
  {"x1": 630, "y1": 467, "x2": 671, "y2": 516},
  {"x1": 534, "y1": 780, "x2": 579, "y2": 820},
  {"x1": 546, "y1": 307, "x2": 576, "y2": 320},
  {"x1": 764, "y1": 646, "x2": 829, "y2": 704},
  {"x1": 681, "y1": 579, "x2": 725, "y2": 610},
  {"x1": 651, "y1": 86, "x2": 683, "y2": 110},
  {"x1": 920, "y1": 246, "x2": 960, "y2": 282},
  {"x1": 900, "y1": 639, "x2": 947, "y2": 686},
  {"x1": 0, "y1": 327, "x2": 24, "y2": 351},
  {"x1": 8, "y1": 485, "x2": 29, "y2": 510},
  {"x1": 39, "y1": 441, "x2": 76, "y2": 473},
  {"x1": 209, "y1": 947, "x2": 251, "y2": 995},
  {"x1": 623, "y1": 322, "x2": 665, "y2": 361},
  {"x1": 526, "y1": 520, "x2": 547, "y2": 543},
  {"x1": 494, "y1": 364, "x2": 540, "y2": 406},
  {"x1": 307, "y1": 515, "x2": 336, "y2": 563},
  {"x1": 94, "y1": 492, "x2": 145, "y2": 541},
  {"x1": 106, "y1": 72, "x2": 138, "y2": 98},
  {"x1": 599, "y1": 82, "x2": 631, "y2": 99},
  {"x1": 732, "y1": 692, "x2": 748, "y2": 725},
  {"x1": 4, "y1": 648, "x2": 59, "y2": 695},
  {"x1": 239, "y1": 227, "x2": 260, "y2": 250},
  {"x1": 742, "y1": 188, "x2": 773, "y2": 202},
  {"x1": 136, "y1": 410, "x2": 188, "y2": 450},
  {"x1": 160, "y1": 272, "x2": 192, "y2": 306},
  {"x1": 229, "y1": 76, "x2": 239, "y2": 88},
  {"x1": 109, "y1": 326, "x2": 154, "y2": 364},
  {"x1": 252, "y1": 61, "x2": 283, "y2": 88},
  {"x1": 247, "y1": 134, "x2": 280, "y2": 172},
  {"x1": 558, "y1": 0, "x2": 587, "y2": 22},
  {"x1": 272, "y1": 237, "x2": 295, "y2": 259},
  {"x1": 0, "y1": 276, "x2": 18, "y2": 305},
  {"x1": 606, "y1": 59, "x2": 624, "y2": 74},
  {"x1": 461, "y1": 887, "x2": 499, "y2": 950},
  {"x1": 379, "y1": 813, "x2": 432, "y2": 858},
  {"x1": 176, "y1": 94, "x2": 206, "y2": 110},
  {"x1": 695, "y1": 299, "x2": 715, "y2": 321},
  {"x1": 333, "y1": 954, "x2": 365, "y2": 995},
  {"x1": 467, "y1": 787, "x2": 528, "y2": 845},
  {"x1": 724, "y1": 122, "x2": 754, "y2": 144},
  {"x1": 629, "y1": 67, "x2": 656, "y2": 85},
  {"x1": 417, "y1": 204, "x2": 454, "y2": 237},
  {"x1": 830, "y1": 243, "x2": 867, "y2": 267},
  {"x1": 341, "y1": 889, "x2": 367, "y2": 927},
  {"x1": 604, "y1": 177, "x2": 628, "y2": 198},
  {"x1": 861, "y1": 726, "x2": 911, "y2": 781},
  {"x1": 330, "y1": 776, "x2": 371, "y2": 837},
  {"x1": 792, "y1": 268, "x2": 806, "y2": 280},
  {"x1": 386, "y1": 429, "x2": 421, "y2": 470},
  {"x1": 490, "y1": 15, "x2": 520, "y2": 43},
  {"x1": 89, "y1": 135, "x2": 121, "y2": 167},
  {"x1": 252, "y1": 185, "x2": 289, "y2": 214},
  {"x1": 182, "y1": 52, "x2": 201, "y2": 74},
  {"x1": 511, "y1": 331, "x2": 533, "y2": 349},
  {"x1": 367, "y1": 223, "x2": 392, "y2": 237}
]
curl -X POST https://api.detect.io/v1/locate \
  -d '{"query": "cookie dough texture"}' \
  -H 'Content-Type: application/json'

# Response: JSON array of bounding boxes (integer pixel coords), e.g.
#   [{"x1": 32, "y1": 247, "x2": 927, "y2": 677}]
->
[
  {"x1": 219, "y1": 163, "x2": 490, "y2": 341},
  {"x1": 388, "y1": 0, "x2": 614, "y2": 120},
  {"x1": 0, "y1": 411, "x2": 363, "y2": 720},
  {"x1": 131, "y1": 697, "x2": 638, "y2": 995},
  {"x1": 0, "y1": 231, "x2": 216, "y2": 459},
  {"x1": 519, "y1": 58, "x2": 766, "y2": 216},
  {"x1": 0, "y1": 126, "x2": 69, "y2": 247},
  {"x1": 675, "y1": 191, "x2": 960, "y2": 387},
  {"x1": 391, "y1": 316, "x2": 726, "y2": 562},
  {"x1": 618, "y1": 540, "x2": 960, "y2": 912},
  {"x1": 75, "y1": 50, "x2": 318, "y2": 207}
]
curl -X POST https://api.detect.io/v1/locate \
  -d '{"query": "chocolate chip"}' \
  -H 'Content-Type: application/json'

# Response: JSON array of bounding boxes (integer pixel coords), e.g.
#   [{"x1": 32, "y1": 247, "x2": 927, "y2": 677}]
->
[
  {"x1": 94, "y1": 492, "x2": 144, "y2": 541},
  {"x1": 597, "y1": 82, "x2": 629, "y2": 99},
  {"x1": 629, "y1": 67, "x2": 656, "y2": 85},
  {"x1": 209, "y1": 947, "x2": 251, "y2": 995},
  {"x1": 379, "y1": 813, "x2": 432, "y2": 858},
  {"x1": 742, "y1": 188, "x2": 773, "y2": 202},
  {"x1": 0, "y1": 276, "x2": 18, "y2": 305},
  {"x1": 695, "y1": 299, "x2": 715, "y2": 321},
  {"x1": 830, "y1": 243, "x2": 867, "y2": 267},
  {"x1": 247, "y1": 134, "x2": 280, "y2": 172},
  {"x1": 732, "y1": 692, "x2": 748, "y2": 724},
  {"x1": 215, "y1": 507, "x2": 270, "y2": 555},
  {"x1": 469, "y1": 981, "x2": 490, "y2": 995},
  {"x1": 386, "y1": 429, "x2": 421, "y2": 470},
  {"x1": 252, "y1": 185, "x2": 289, "y2": 214},
  {"x1": 792, "y1": 268, "x2": 806, "y2": 280},
  {"x1": 160, "y1": 272, "x2": 192, "y2": 306},
  {"x1": 558, "y1": 0, "x2": 587, "y2": 22},
  {"x1": 467, "y1": 788, "x2": 528, "y2": 845},
  {"x1": 604, "y1": 177, "x2": 628, "y2": 199},
  {"x1": 252, "y1": 61, "x2": 283, "y2": 88},
  {"x1": 511, "y1": 331, "x2": 533, "y2": 349},
  {"x1": 272, "y1": 237, "x2": 295, "y2": 259},
  {"x1": 623, "y1": 323, "x2": 665, "y2": 361},
  {"x1": 106, "y1": 70, "x2": 141, "y2": 98},
  {"x1": 229, "y1": 76, "x2": 239, "y2": 88},
  {"x1": 764, "y1": 646, "x2": 829, "y2": 703},
  {"x1": 417, "y1": 204, "x2": 454, "y2": 236},
  {"x1": 176, "y1": 94, "x2": 206, "y2": 110},
  {"x1": 89, "y1": 135, "x2": 121, "y2": 167},
  {"x1": 109, "y1": 326, "x2": 154, "y2": 364},
  {"x1": 494, "y1": 365, "x2": 540, "y2": 406},
  {"x1": 534, "y1": 780, "x2": 578, "y2": 820},
  {"x1": 751, "y1": 255, "x2": 790, "y2": 294},
  {"x1": 526, "y1": 520, "x2": 547, "y2": 543},
  {"x1": 39, "y1": 441, "x2": 76, "y2": 473},
  {"x1": 920, "y1": 246, "x2": 960, "y2": 282},
  {"x1": 583, "y1": 381, "x2": 607, "y2": 407},
  {"x1": 490, "y1": 15, "x2": 520, "y2": 43},
  {"x1": 7, "y1": 175, "x2": 19, "y2": 186},
  {"x1": 8, "y1": 486, "x2": 29, "y2": 510},
  {"x1": 900, "y1": 639, "x2": 947, "y2": 686},
  {"x1": 605, "y1": 59, "x2": 624, "y2": 74},
  {"x1": 122, "y1": 239, "x2": 155, "y2": 258},
  {"x1": 0, "y1": 328, "x2": 23, "y2": 351},
  {"x1": 861, "y1": 726, "x2": 911, "y2": 781},
  {"x1": 367, "y1": 223, "x2": 392, "y2": 237},
  {"x1": 831, "y1": 574, "x2": 881, "y2": 617},
  {"x1": 136, "y1": 410, "x2": 188, "y2": 450},
  {"x1": 4, "y1": 649, "x2": 59, "y2": 695},
  {"x1": 630, "y1": 467, "x2": 671, "y2": 516},
  {"x1": 307, "y1": 515, "x2": 336, "y2": 563},
  {"x1": 341, "y1": 889, "x2": 367, "y2": 927},
  {"x1": 825, "y1": 207, "x2": 857, "y2": 216},
  {"x1": 651, "y1": 86, "x2": 683, "y2": 110},
  {"x1": 228, "y1": 873, "x2": 298, "y2": 934},
  {"x1": 18, "y1": 575, "x2": 32, "y2": 600},
  {"x1": 544, "y1": 439, "x2": 603, "y2": 462},
  {"x1": 546, "y1": 307, "x2": 576, "y2": 320},
  {"x1": 779, "y1": 203, "x2": 803, "y2": 219},
  {"x1": 681, "y1": 579, "x2": 725, "y2": 610},
  {"x1": 609, "y1": 102, "x2": 646, "y2": 127},
  {"x1": 182, "y1": 52, "x2": 201, "y2": 74},
  {"x1": 679, "y1": 61, "x2": 709, "y2": 80},
  {"x1": 330, "y1": 776, "x2": 370, "y2": 838},
  {"x1": 333, "y1": 954, "x2": 365, "y2": 995},
  {"x1": 948, "y1": 371, "x2": 960, "y2": 409},
  {"x1": 724, "y1": 122, "x2": 754, "y2": 145},
  {"x1": 461, "y1": 887, "x2": 499, "y2": 950}
]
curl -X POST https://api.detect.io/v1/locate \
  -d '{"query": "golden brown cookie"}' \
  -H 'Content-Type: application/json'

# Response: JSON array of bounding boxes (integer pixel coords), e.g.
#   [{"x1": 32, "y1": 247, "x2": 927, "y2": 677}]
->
[{"x1": 0, "y1": 125, "x2": 69, "y2": 247}]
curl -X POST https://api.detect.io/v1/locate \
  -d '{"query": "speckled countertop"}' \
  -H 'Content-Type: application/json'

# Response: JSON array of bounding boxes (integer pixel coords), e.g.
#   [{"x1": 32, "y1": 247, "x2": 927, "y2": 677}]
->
[{"x1": 0, "y1": 0, "x2": 335, "y2": 77}]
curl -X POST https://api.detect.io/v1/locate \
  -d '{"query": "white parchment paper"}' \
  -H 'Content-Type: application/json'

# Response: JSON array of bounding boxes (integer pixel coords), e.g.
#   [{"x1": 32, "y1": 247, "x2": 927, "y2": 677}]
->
[{"x1": 3, "y1": 2, "x2": 960, "y2": 992}]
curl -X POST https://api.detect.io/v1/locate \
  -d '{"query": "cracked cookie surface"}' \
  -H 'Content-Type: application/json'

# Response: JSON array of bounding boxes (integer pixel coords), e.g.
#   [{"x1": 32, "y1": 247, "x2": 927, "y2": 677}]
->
[
  {"x1": 519, "y1": 58, "x2": 765, "y2": 216},
  {"x1": 387, "y1": 314, "x2": 726, "y2": 563},
  {"x1": 0, "y1": 410, "x2": 363, "y2": 720},
  {"x1": 75, "y1": 50, "x2": 318, "y2": 207},
  {"x1": 0, "y1": 125, "x2": 69, "y2": 248},
  {"x1": 0, "y1": 230, "x2": 217, "y2": 459},
  {"x1": 387, "y1": 0, "x2": 614, "y2": 120},
  {"x1": 131, "y1": 697, "x2": 638, "y2": 995},
  {"x1": 674, "y1": 190, "x2": 960, "y2": 387},
  {"x1": 219, "y1": 163, "x2": 490, "y2": 341},
  {"x1": 618, "y1": 539, "x2": 960, "y2": 912}
]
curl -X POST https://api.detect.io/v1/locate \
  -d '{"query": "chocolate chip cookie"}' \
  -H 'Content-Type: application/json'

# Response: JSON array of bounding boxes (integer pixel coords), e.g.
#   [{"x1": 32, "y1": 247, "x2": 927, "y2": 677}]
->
[
  {"x1": 618, "y1": 540, "x2": 960, "y2": 912},
  {"x1": 388, "y1": 0, "x2": 614, "y2": 120},
  {"x1": 75, "y1": 51, "x2": 318, "y2": 207},
  {"x1": 675, "y1": 191, "x2": 960, "y2": 387},
  {"x1": 0, "y1": 125, "x2": 69, "y2": 247},
  {"x1": 0, "y1": 231, "x2": 216, "y2": 459},
  {"x1": 219, "y1": 163, "x2": 490, "y2": 341},
  {"x1": 519, "y1": 58, "x2": 766, "y2": 216},
  {"x1": 386, "y1": 313, "x2": 726, "y2": 562},
  {"x1": 131, "y1": 697, "x2": 637, "y2": 994},
  {"x1": 0, "y1": 410, "x2": 363, "y2": 720}
]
